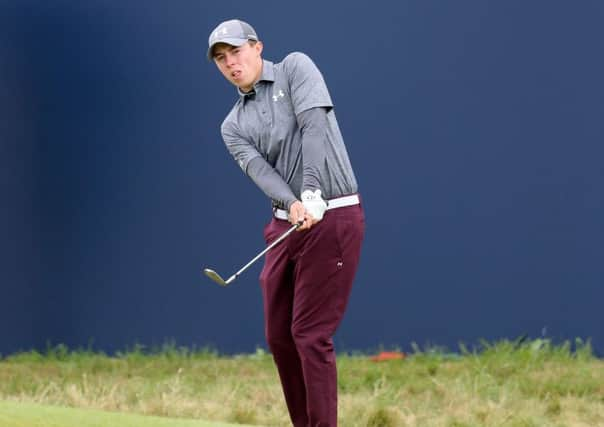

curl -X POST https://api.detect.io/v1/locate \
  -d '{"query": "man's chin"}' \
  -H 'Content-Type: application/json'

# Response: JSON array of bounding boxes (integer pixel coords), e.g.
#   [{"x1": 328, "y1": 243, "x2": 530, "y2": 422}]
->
[{"x1": 238, "y1": 83, "x2": 253, "y2": 93}]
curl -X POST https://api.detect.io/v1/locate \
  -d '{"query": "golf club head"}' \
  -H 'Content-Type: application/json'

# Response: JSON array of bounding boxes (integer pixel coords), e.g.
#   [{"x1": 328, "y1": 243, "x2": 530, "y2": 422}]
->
[{"x1": 203, "y1": 268, "x2": 228, "y2": 286}]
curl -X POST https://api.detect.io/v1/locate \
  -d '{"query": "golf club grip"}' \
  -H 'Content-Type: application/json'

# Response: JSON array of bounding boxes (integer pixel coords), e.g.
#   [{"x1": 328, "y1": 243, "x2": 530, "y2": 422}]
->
[{"x1": 232, "y1": 222, "x2": 300, "y2": 279}]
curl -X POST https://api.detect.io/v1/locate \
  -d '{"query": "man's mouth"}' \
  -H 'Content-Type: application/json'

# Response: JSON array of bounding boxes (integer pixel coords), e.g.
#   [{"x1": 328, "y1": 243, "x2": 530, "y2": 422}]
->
[{"x1": 232, "y1": 70, "x2": 242, "y2": 79}]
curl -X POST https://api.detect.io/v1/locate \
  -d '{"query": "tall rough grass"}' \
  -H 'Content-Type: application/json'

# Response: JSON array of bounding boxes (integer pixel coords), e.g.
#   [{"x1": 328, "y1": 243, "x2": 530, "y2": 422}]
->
[{"x1": 1, "y1": 339, "x2": 602, "y2": 426}]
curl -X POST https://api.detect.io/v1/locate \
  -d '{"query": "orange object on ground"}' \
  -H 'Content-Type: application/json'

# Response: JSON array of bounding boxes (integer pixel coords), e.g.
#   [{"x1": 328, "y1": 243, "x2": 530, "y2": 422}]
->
[{"x1": 370, "y1": 351, "x2": 406, "y2": 362}]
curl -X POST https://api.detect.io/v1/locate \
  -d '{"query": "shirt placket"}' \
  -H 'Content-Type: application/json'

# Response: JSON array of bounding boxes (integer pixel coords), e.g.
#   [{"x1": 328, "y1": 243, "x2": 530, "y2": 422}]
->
[{"x1": 258, "y1": 84, "x2": 273, "y2": 158}]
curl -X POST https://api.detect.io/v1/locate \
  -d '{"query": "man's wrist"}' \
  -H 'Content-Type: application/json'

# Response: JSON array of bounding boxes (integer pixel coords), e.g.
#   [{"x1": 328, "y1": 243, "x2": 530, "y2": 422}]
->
[
  {"x1": 300, "y1": 188, "x2": 321, "y2": 200},
  {"x1": 285, "y1": 198, "x2": 299, "y2": 210}
]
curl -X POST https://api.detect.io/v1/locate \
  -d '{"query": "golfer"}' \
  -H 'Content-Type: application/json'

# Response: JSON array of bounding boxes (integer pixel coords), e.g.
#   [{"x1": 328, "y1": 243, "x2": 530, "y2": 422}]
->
[{"x1": 207, "y1": 19, "x2": 365, "y2": 427}]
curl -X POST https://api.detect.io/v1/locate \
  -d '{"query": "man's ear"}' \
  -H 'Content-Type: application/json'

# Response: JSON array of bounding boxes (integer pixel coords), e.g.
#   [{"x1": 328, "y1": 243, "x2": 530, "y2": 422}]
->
[{"x1": 255, "y1": 41, "x2": 263, "y2": 56}]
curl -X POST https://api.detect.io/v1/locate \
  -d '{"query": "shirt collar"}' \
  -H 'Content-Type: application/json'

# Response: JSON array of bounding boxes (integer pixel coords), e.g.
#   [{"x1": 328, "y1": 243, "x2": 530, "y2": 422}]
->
[
  {"x1": 238, "y1": 59, "x2": 275, "y2": 100},
  {"x1": 258, "y1": 59, "x2": 275, "y2": 83}
]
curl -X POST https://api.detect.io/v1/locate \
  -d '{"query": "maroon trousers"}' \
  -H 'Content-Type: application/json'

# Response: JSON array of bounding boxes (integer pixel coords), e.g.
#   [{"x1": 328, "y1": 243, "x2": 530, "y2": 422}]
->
[{"x1": 259, "y1": 203, "x2": 365, "y2": 427}]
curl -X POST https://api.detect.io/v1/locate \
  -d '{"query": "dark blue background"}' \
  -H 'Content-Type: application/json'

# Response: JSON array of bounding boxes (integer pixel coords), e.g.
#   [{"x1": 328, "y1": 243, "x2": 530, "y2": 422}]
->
[{"x1": 1, "y1": 0, "x2": 602, "y2": 355}]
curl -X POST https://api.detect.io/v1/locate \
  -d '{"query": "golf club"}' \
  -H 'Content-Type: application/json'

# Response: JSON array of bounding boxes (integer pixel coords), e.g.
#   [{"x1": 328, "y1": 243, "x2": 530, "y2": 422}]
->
[{"x1": 203, "y1": 221, "x2": 301, "y2": 286}]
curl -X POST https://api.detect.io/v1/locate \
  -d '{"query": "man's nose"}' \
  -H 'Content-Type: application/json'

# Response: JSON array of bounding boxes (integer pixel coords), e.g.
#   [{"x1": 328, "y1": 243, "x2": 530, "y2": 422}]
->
[{"x1": 225, "y1": 54, "x2": 236, "y2": 67}]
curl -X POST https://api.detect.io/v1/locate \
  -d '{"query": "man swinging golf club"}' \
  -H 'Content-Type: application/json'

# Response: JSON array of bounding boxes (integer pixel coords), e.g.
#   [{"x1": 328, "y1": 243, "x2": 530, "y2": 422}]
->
[{"x1": 207, "y1": 19, "x2": 365, "y2": 426}]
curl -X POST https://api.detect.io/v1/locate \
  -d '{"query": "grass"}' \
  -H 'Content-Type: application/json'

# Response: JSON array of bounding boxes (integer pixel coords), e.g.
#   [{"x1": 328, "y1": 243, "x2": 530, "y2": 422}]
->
[
  {"x1": 0, "y1": 339, "x2": 603, "y2": 426},
  {"x1": 0, "y1": 400, "x2": 252, "y2": 427}
]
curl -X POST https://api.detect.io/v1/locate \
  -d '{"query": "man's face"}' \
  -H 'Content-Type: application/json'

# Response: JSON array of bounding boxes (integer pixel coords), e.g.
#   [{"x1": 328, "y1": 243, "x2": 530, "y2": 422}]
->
[{"x1": 213, "y1": 41, "x2": 263, "y2": 93}]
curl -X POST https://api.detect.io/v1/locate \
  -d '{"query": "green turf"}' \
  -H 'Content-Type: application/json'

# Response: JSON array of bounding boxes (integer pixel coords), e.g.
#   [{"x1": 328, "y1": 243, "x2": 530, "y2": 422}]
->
[{"x1": 0, "y1": 400, "x2": 254, "y2": 427}]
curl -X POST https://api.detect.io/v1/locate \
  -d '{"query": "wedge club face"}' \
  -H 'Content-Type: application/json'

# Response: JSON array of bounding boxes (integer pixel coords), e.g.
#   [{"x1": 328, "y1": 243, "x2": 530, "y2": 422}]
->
[
  {"x1": 203, "y1": 222, "x2": 300, "y2": 287},
  {"x1": 203, "y1": 268, "x2": 228, "y2": 286}
]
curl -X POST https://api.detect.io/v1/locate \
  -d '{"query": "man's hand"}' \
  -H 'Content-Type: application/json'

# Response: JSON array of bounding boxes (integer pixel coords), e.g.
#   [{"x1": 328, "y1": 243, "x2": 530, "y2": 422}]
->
[
  {"x1": 287, "y1": 190, "x2": 325, "y2": 231},
  {"x1": 301, "y1": 189, "x2": 327, "y2": 219},
  {"x1": 289, "y1": 201, "x2": 312, "y2": 231},
  {"x1": 288, "y1": 190, "x2": 327, "y2": 231}
]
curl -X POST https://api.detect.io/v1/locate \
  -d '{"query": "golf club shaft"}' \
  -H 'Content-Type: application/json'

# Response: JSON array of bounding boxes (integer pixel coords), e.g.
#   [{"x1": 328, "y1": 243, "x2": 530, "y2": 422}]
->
[{"x1": 225, "y1": 222, "x2": 299, "y2": 284}]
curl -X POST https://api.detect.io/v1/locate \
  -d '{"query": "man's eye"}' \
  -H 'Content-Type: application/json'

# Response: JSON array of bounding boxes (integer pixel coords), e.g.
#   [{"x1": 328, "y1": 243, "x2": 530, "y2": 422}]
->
[{"x1": 233, "y1": 48, "x2": 240, "y2": 54}]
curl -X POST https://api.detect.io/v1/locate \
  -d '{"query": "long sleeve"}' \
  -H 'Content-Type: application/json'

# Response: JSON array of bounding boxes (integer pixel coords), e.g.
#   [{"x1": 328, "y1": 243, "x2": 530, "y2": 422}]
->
[
  {"x1": 246, "y1": 157, "x2": 298, "y2": 209},
  {"x1": 297, "y1": 107, "x2": 328, "y2": 193}
]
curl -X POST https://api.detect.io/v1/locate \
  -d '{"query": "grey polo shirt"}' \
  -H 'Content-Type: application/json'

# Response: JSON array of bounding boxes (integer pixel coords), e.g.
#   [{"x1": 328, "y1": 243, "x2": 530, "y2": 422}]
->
[{"x1": 220, "y1": 52, "x2": 358, "y2": 209}]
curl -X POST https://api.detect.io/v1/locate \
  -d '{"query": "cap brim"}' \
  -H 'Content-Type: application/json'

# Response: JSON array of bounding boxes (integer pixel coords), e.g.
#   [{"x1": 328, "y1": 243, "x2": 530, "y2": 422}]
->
[{"x1": 207, "y1": 37, "x2": 249, "y2": 61}]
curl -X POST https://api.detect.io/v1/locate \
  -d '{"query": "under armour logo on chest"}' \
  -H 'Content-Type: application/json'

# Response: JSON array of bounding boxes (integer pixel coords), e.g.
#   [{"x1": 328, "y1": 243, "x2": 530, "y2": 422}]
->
[{"x1": 272, "y1": 90, "x2": 285, "y2": 102}]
